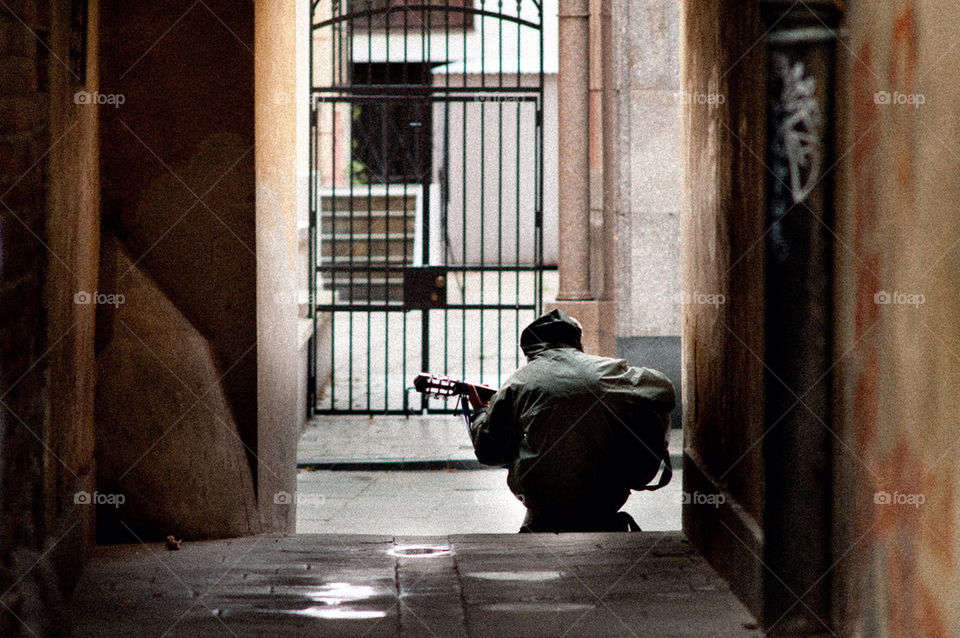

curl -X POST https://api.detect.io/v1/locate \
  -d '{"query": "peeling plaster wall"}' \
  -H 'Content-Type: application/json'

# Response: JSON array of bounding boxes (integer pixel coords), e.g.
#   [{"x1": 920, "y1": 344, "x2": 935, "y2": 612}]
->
[
  {"x1": 679, "y1": 0, "x2": 768, "y2": 619},
  {"x1": 834, "y1": 2, "x2": 960, "y2": 635},
  {"x1": 0, "y1": 1, "x2": 59, "y2": 633},
  {"x1": 44, "y1": 0, "x2": 101, "y2": 593},
  {"x1": 1, "y1": 0, "x2": 102, "y2": 630}
]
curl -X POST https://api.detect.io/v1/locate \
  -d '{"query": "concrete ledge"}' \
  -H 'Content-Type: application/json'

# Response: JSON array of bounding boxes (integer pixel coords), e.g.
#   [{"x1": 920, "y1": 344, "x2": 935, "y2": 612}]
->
[{"x1": 298, "y1": 458, "x2": 490, "y2": 471}]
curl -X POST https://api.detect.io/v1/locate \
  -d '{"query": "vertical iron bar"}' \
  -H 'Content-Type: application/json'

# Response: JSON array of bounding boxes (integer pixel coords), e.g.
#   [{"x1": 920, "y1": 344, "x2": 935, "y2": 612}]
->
[
  {"x1": 512, "y1": 0, "x2": 521, "y2": 370},
  {"x1": 479, "y1": 95, "x2": 486, "y2": 384},
  {"x1": 461, "y1": 14, "x2": 467, "y2": 384},
  {"x1": 363, "y1": 98, "x2": 370, "y2": 413},
  {"x1": 308, "y1": 12, "x2": 317, "y2": 415},
  {"x1": 330, "y1": 10, "x2": 340, "y2": 410},
  {"x1": 418, "y1": 0, "x2": 429, "y2": 412},
  {"x1": 497, "y1": 70, "x2": 503, "y2": 386},
  {"x1": 348, "y1": 76, "x2": 357, "y2": 412},
  {"x1": 442, "y1": 2, "x2": 451, "y2": 384},
  {"x1": 536, "y1": 3, "x2": 544, "y2": 315}
]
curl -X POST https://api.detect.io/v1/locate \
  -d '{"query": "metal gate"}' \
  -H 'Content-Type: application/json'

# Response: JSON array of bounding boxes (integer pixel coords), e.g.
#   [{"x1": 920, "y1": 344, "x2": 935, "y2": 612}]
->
[{"x1": 308, "y1": 0, "x2": 545, "y2": 414}]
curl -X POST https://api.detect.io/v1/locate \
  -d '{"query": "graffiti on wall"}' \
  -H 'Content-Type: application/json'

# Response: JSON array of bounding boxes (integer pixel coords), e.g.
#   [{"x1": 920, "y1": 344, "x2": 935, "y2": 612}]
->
[{"x1": 768, "y1": 53, "x2": 823, "y2": 261}]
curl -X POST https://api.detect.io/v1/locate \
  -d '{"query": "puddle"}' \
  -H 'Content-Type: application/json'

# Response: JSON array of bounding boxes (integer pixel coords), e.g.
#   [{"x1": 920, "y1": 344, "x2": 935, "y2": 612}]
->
[
  {"x1": 217, "y1": 606, "x2": 389, "y2": 621},
  {"x1": 281, "y1": 607, "x2": 388, "y2": 620},
  {"x1": 211, "y1": 581, "x2": 390, "y2": 621},
  {"x1": 468, "y1": 571, "x2": 564, "y2": 582},
  {"x1": 387, "y1": 545, "x2": 452, "y2": 558},
  {"x1": 283, "y1": 582, "x2": 379, "y2": 605}
]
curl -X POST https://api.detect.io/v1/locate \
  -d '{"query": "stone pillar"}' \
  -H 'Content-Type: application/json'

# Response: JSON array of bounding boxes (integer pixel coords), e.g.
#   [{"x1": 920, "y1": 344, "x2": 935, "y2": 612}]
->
[
  {"x1": 599, "y1": 0, "x2": 616, "y2": 305},
  {"x1": 551, "y1": 0, "x2": 615, "y2": 356},
  {"x1": 556, "y1": 0, "x2": 591, "y2": 302},
  {"x1": 759, "y1": 0, "x2": 841, "y2": 633}
]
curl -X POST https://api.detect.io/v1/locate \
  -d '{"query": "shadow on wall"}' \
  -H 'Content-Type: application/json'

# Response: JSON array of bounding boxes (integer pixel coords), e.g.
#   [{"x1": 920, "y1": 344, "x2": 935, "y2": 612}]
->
[{"x1": 93, "y1": 132, "x2": 260, "y2": 542}]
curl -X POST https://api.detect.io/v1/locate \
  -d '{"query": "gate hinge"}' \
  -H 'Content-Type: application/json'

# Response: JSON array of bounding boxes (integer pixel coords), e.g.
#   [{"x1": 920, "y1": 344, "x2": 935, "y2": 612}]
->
[
  {"x1": 535, "y1": 209, "x2": 543, "y2": 228},
  {"x1": 310, "y1": 109, "x2": 318, "y2": 126},
  {"x1": 536, "y1": 109, "x2": 543, "y2": 127}
]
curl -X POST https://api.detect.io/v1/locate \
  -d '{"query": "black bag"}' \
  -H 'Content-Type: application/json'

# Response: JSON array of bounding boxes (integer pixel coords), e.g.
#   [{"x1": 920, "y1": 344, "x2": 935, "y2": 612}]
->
[{"x1": 624, "y1": 404, "x2": 672, "y2": 492}]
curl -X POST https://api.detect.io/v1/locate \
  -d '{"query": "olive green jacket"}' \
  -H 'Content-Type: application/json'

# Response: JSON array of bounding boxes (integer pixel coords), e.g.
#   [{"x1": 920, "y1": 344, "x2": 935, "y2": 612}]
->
[{"x1": 469, "y1": 345, "x2": 676, "y2": 515}]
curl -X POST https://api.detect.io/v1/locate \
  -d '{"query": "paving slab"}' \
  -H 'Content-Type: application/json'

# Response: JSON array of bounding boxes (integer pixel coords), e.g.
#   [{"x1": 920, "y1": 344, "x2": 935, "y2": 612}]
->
[{"x1": 70, "y1": 533, "x2": 760, "y2": 638}]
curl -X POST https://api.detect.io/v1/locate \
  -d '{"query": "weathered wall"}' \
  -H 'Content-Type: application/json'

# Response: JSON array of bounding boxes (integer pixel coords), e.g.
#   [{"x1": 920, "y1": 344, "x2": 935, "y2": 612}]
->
[
  {"x1": 44, "y1": 0, "x2": 100, "y2": 593},
  {"x1": 95, "y1": 0, "x2": 262, "y2": 539},
  {"x1": 679, "y1": 0, "x2": 768, "y2": 619},
  {"x1": 833, "y1": 2, "x2": 960, "y2": 635},
  {"x1": 0, "y1": 1, "x2": 60, "y2": 633}
]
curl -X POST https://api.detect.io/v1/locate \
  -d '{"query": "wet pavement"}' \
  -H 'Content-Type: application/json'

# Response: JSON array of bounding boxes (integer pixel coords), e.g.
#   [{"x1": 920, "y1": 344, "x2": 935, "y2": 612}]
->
[{"x1": 70, "y1": 532, "x2": 761, "y2": 637}]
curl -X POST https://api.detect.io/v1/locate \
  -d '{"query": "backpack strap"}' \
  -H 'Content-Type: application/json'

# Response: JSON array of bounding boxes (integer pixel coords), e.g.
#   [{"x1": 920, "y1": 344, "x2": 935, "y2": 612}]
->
[{"x1": 638, "y1": 439, "x2": 672, "y2": 491}]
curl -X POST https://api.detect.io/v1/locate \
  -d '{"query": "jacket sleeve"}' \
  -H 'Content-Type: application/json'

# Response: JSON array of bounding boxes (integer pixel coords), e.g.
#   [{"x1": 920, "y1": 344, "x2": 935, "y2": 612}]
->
[{"x1": 468, "y1": 387, "x2": 517, "y2": 466}]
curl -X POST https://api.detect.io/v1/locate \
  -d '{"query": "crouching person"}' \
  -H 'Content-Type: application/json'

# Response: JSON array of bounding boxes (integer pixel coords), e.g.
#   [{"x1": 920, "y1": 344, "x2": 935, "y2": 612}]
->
[{"x1": 467, "y1": 309, "x2": 676, "y2": 533}]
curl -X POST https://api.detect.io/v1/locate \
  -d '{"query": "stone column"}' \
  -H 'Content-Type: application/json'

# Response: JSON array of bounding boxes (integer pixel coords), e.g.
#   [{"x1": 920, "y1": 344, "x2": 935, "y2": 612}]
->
[
  {"x1": 550, "y1": 0, "x2": 615, "y2": 356},
  {"x1": 556, "y1": 0, "x2": 591, "y2": 302}
]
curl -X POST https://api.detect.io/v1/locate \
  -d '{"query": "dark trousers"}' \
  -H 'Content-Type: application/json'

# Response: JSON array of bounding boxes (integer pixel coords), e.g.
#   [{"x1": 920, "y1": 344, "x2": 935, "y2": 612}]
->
[{"x1": 519, "y1": 510, "x2": 641, "y2": 533}]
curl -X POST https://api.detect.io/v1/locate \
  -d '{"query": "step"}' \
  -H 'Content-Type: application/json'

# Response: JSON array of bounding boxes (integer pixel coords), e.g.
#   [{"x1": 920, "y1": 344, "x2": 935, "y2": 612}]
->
[
  {"x1": 320, "y1": 216, "x2": 415, "y2": 234},
  {"x1": 320, "y1": 194, "x2": 417, "y2": 212}
]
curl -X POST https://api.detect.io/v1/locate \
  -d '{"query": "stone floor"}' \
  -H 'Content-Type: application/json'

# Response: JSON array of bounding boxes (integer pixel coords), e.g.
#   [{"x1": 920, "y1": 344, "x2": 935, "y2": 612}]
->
[
  {"x1": 70, "y1": 532, "x2": 761, "y2": 637},
  {"x1": 295, "y1": 420, "x2": 684, "y2": 534},
  {"x1": 295, "y1": 467, "x2": 683, "y2": 534}
]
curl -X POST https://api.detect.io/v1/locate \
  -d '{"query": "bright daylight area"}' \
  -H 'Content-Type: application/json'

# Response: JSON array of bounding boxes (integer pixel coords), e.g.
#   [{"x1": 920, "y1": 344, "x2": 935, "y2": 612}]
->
[{"x1": 297, "y1": 0, "x2": 684, "y2": 536}]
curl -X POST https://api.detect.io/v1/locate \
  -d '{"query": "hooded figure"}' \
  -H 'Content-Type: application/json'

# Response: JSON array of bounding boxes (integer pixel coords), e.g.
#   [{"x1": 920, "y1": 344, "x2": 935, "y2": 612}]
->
[{"x1": 468, "y1": 309, "x2": 676, "y2": 532}]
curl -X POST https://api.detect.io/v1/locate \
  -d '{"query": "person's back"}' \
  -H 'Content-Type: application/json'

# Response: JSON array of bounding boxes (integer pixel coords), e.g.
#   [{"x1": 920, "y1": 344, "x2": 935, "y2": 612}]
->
[{"x1": 469, "y1": 310, "x2": 676, "y2": 532}]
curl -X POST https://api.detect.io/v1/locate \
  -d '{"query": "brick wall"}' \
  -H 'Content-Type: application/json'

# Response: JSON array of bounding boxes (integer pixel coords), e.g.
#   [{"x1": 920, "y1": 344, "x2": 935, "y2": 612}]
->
[{"x1": 0, "y1": 0, "x2": 61, "y2": 635}]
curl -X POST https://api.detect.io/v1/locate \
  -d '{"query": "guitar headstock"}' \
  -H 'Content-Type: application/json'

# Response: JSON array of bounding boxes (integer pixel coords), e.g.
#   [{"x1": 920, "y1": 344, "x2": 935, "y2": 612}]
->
[
  {"x1": 413, "y1": 372, "x2": 462, "y2": 398},
  {"x1": 412, "y1": 373, "x2": 497, "y2": 401}
]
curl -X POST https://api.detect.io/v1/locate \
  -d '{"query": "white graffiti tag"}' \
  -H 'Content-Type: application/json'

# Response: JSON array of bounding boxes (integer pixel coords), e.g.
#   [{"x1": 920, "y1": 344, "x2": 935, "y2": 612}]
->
[{"x1": 774, "y1": 54, "x2": 822, "y2": 204}]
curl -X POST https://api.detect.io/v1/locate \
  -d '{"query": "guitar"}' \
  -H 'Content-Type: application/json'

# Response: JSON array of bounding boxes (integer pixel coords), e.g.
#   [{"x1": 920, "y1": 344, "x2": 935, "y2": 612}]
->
[{"x1": 412, "y1": 372, "x2": 497, "y2": 403}]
